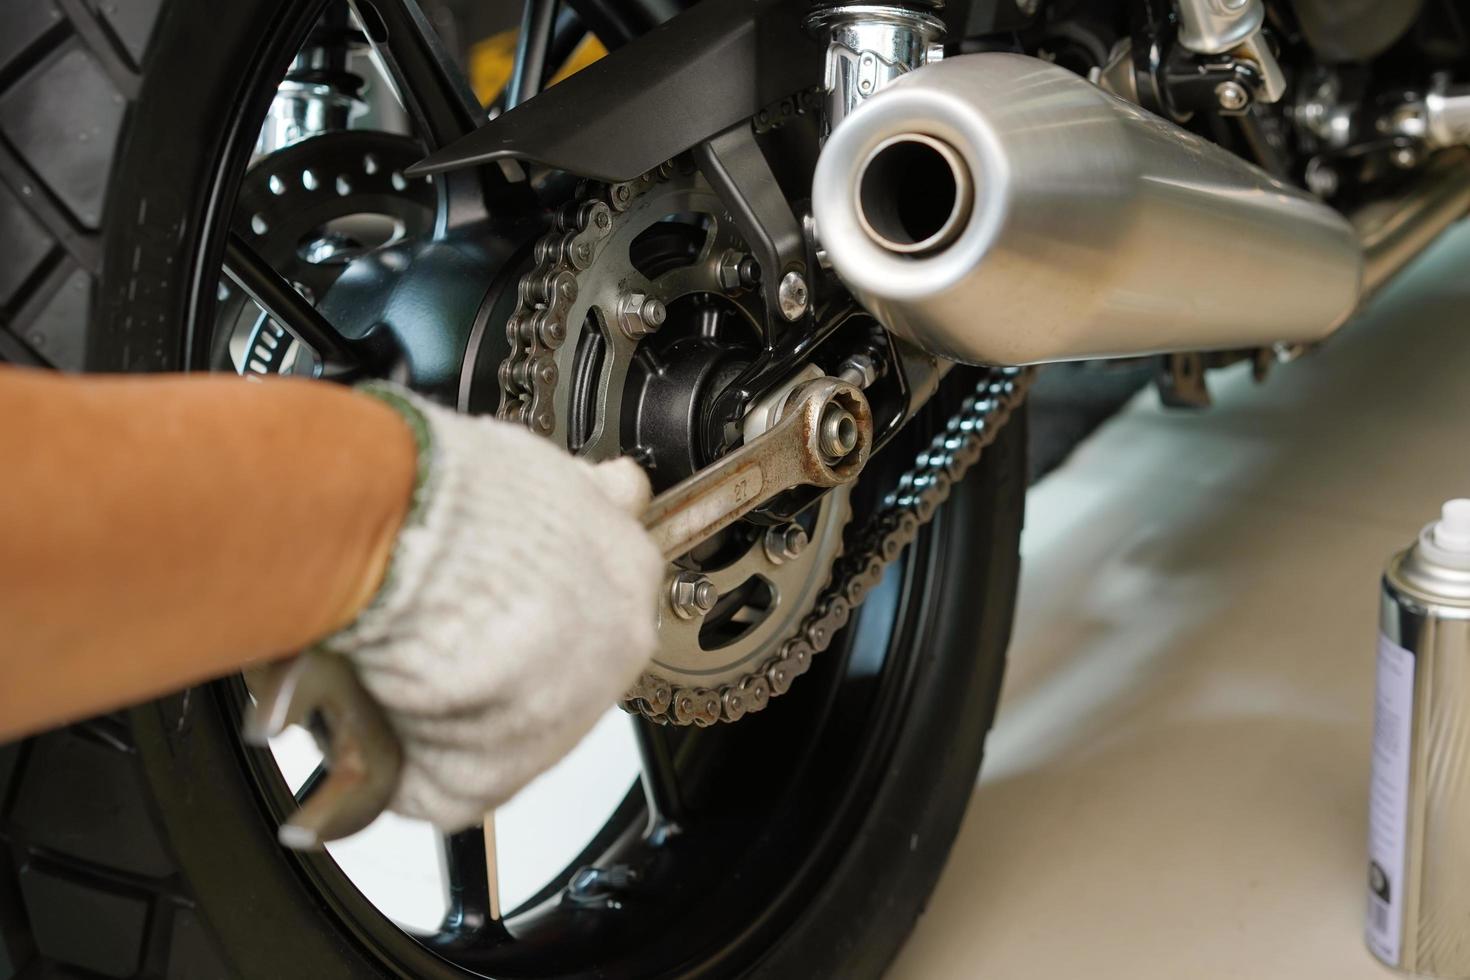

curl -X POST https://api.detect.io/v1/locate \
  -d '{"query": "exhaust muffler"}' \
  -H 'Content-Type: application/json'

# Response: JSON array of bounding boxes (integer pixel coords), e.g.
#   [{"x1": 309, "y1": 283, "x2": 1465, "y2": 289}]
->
[{"x1": 812, "y1": 53, "x2": 1366, "y2": 365}]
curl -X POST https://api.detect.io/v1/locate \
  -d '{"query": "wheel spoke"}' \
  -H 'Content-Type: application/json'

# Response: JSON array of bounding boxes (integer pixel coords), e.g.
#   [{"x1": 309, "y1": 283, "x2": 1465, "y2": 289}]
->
[
  {"x1": 482, "y1": 814, "x2": 503, "y2": 920},
  {"x1": 507, "y1": 0, "x2": 559, "y2": 110},
  {"x1": 437, "y1": 826, "x2": 508, "y2": 940},
  {"x1": 222, "y1": 232, "x2": 359, "y2": 370},
  {"x1": 350, "y1": 0, "x2": 485, "y2": 150},
  {"x1": 293, "y1": 761, "x2": 328, "y2": 806},
  {"x1": 631, "y1": 717, "x2": 684, "y2": 838}
]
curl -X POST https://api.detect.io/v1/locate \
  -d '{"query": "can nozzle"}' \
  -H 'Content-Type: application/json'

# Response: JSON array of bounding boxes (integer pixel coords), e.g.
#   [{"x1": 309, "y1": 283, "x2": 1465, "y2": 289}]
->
[{"x1": 1433, "y1": 499, "x2": 1470, "y2": 554}]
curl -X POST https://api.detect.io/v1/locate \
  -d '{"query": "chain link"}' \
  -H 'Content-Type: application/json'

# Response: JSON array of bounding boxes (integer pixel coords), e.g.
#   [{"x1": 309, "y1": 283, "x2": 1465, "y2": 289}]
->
[{"x1": 496, "y1": 165, "x2": 672, "y2": 431}]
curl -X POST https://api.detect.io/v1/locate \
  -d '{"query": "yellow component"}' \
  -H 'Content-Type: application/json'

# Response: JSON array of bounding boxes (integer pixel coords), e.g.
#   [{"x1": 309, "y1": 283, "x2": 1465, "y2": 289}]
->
[
  {"x1": 549, "y1": 34, "x2": 608, "y2": 86},
  {"x1": 469, "y1": 29, "x2": 516, "y2": 107},
  {"x1": 468, "y1": 29, "x2": 608, "y2": 107}
]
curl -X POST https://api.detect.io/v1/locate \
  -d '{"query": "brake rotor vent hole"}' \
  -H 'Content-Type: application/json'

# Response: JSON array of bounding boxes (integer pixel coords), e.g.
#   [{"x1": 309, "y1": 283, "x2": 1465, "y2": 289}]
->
[{"x1": 856, "y1": 135, "x2": 973, "y2": 255}]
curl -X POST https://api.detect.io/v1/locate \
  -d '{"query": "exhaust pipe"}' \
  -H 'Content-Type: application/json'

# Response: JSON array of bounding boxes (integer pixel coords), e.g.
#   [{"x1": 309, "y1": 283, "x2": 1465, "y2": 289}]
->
[
  {"x1": 1355, "y1": 149, "x2": 1470, "y2": 299},
  {"x1": 813, "y1": 53, "x2": 1376, "y2": 365}
]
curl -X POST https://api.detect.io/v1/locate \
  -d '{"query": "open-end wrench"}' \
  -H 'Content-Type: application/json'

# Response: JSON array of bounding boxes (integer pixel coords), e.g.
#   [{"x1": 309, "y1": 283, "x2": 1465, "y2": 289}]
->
[
  {"x1": 242, "y1": 649, "x2": 402, "y2": 850},
  {"x1": 245, "y1": 376, "x2": 873, "y2": 848}
]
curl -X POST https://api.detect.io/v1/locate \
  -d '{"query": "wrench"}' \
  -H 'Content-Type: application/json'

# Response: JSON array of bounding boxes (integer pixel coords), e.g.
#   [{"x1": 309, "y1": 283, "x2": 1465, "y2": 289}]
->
[
  {"x1": 245, "y1": 376, "x2": 872, "y2": 848},
  {"x1": 242, "y1": 649, "x2": 402, "y2": 850},
  {"x1": 643, "y1": 376, "x2": 872, "y2": 559}
]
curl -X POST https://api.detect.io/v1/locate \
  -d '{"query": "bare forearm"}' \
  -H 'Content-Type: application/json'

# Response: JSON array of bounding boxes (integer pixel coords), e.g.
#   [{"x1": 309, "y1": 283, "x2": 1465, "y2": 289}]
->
[{"x1": 0, "y1": 366, "x2": 416, "y2": 739}]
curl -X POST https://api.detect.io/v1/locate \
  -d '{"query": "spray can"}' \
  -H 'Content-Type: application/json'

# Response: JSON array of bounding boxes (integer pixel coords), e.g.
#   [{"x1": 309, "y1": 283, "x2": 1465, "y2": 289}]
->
[{"x1": 1371, "y1": 499, "x2": 1470, "y2": 977}]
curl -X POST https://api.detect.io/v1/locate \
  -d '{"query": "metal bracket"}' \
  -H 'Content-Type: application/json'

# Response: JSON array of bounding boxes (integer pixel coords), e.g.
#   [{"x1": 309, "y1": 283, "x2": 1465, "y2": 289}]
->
[
  {"x1": 693, "y1": 123, "x2": 809, "y2": 331},
  {"x1": 405, "y1": 0, "x2": 821, "y2": 183}
]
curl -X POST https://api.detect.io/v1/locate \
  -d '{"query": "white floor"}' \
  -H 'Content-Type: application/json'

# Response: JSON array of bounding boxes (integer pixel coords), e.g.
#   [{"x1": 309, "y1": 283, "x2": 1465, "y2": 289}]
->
[{"x1": 889, "y1": 224, "x2": 1470, "y2": 980}]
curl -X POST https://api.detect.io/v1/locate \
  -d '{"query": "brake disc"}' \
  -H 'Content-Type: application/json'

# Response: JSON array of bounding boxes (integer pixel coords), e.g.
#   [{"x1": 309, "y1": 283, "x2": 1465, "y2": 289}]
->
[{"x1": 221, "y1": 130, "x2": 436, "y2": 375}]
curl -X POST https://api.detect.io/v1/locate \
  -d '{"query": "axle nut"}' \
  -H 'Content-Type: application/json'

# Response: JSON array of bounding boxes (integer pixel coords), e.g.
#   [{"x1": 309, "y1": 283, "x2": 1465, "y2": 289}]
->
[{"x1": 818, "y1": 401, "x2": 860, "y2": 462}]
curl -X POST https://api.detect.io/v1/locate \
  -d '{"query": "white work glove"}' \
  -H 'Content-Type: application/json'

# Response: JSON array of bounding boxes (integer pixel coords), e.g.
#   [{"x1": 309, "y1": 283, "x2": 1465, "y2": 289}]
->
[{"x1": 324, "y1": 384, "x2": 663, "y2": 831}]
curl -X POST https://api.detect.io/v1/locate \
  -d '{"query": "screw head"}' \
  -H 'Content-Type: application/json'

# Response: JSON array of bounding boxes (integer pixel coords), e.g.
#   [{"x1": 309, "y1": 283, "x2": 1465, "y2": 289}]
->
[
  {"x1": 777, "y1": 271, "x2": 809, "y2": 321},
  {"x1": 670, "y1": 572, "x2": 718, "y2": 619},
  {"x1": 764, "y1": 523, "x2": 810, "y2": 564},
  {"x1": 1215, "y1": 80, "x2": 1250, "y2": 112}
]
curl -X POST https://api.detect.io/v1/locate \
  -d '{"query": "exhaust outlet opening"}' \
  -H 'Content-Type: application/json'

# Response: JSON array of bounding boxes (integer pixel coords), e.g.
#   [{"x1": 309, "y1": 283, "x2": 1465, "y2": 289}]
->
[{"x1": 856, "y1": 135, "x2": 973, "y2": 256}]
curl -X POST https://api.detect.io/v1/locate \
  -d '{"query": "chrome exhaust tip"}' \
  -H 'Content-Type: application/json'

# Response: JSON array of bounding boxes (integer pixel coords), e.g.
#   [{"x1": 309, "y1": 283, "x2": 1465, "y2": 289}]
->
[{"x1": 855, "y1": 134, "x2": 974, "y2": 256}]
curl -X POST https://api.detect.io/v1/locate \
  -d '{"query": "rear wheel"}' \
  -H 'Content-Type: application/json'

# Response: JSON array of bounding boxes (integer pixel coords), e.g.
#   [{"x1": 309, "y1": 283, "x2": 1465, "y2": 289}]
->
[{"x1": 0, "y1": 1, "x2": 1028, "y2": 976}]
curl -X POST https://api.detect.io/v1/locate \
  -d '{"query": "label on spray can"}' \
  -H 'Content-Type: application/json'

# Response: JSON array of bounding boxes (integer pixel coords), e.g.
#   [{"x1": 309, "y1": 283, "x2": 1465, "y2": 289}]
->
[{"x1": 1367, "y1": 633, "x2": 1416, "y2": 965}]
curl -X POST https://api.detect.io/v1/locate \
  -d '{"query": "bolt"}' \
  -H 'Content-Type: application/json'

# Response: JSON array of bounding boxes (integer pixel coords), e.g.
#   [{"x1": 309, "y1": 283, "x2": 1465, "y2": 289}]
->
[
  {"x1": 618, "y1": 292, "x2": 666, "y2": 339},
  {"x1": 566, "y1": 864, "x2": 640, "y2": 907},
  {"x1": 778, "y1": 270, "x2": 809, "y2": 321},
  {"x1": 1215, "y1": 80, "x2": 1250, "y2": 112},
  {"x1": 1304, "y1": 160, "x2": 1339, "y2": 198},
  {"x1": 670, "y1": 572, "x2": 718, "y2": 620},
  {"x1": 764, "y1": 523, "x2": 810, "y2": 564},
  {"x1": 837, "y1": 354, "x2": 879, "y2": 389},
  {"x1": 819, "y1": 401, "x2": 859, "y2": 462},
  {"x1": 1391, "y1": 145, "x2": 1419, "y2": 170},
  {"x1": 719, "y1": 251, "x2": 761, "y2": 291}
]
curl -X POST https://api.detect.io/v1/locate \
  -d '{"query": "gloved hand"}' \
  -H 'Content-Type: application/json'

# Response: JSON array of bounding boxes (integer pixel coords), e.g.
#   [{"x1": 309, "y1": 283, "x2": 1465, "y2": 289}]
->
[{"x1": 323, "y1": 386, "x2": 663, "y2": 831}]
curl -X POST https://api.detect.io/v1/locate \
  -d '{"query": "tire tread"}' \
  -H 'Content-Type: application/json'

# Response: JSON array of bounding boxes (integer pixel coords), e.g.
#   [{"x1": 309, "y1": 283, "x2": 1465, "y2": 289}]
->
[{"x1": 0, "y1": 0, "x2": 129, "y2": 369}]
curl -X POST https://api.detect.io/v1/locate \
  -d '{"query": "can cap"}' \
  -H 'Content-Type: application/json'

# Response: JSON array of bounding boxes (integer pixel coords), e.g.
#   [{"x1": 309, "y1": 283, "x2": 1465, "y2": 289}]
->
[
  {"x1": 1434, "y1": 499, "x2": 1470, "y2": 553},
  {"x1": 1411, "y1": 498, "x2": 1470, "y2": 580},
  {"x1": 1390, "y1": 500, "x2": 1470, "y2": 605}
]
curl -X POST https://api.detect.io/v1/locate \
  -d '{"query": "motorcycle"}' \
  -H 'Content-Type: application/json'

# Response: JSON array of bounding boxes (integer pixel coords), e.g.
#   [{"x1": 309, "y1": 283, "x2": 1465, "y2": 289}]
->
[{"x1": 0, "y1": 0, "x2": 1461, "y2": 975}]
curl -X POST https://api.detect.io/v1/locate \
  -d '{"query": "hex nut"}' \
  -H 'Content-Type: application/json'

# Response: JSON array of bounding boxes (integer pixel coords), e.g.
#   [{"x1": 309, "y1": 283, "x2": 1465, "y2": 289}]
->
[
  {"x1": 669, "y1": 572, "x2": 718, "y2": 619},
  {"x1": 764, "y1": 524, "x2": 810, "y2": 564},
  {"x1": 618, "y1": 292, "x2": 667, "y2": 339}
]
